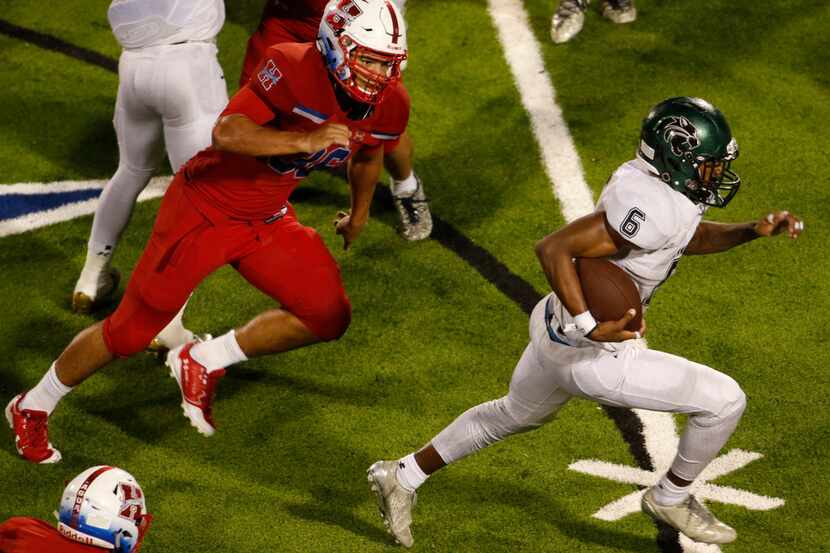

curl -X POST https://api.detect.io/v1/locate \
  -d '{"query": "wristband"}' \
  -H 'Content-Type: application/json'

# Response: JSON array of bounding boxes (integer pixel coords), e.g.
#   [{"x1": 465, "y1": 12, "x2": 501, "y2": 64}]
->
[{"x1": 574, "y1": 310, "x2": 598, "y2": 336}]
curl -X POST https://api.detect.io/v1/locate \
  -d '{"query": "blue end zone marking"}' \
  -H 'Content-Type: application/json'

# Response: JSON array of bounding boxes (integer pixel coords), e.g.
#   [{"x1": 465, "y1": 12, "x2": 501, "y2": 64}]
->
[{"x1": 0, "y1": 188, "x2": 101, "y2": 220}]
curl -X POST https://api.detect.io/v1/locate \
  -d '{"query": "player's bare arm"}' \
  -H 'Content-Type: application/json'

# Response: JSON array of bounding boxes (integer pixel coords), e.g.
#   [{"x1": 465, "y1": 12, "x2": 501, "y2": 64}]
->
[
  {"x1": 212, "y1": 113, "x2": 350, "y2": 156},
  {"x1": 334, "y1": 145, "x2": 384, "y2": 250},
  {"x1": 534, "y1": 211, "x2": 642, "y2": 342},
  {"x1": 686, "y1": 210, "x2": 804, "y2": 255}
]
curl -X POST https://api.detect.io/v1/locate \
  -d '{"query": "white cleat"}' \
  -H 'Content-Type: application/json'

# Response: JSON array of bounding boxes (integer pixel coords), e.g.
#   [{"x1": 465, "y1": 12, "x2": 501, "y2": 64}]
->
[
  {"x1": 166, "y1": 342, "x2": 225, "y2": 437},
  {"x1": 551, "y1": 0, "x2": 589, "y2": 43},
  {"x1": 72, "y1": 267, "x2": 120, "y2": 314},
  {"x1": 367, "y1": 460, "x2": 417, "y2": 548},
  {"x1": 642, "y1": 487, "x2": 737, "y2": 544},
  {"x1": 392, "y1": 175, "x2": 432, "y2": 241},
  {"x1": 601, "y1": 0, "x2": 636, "y2": 23}
]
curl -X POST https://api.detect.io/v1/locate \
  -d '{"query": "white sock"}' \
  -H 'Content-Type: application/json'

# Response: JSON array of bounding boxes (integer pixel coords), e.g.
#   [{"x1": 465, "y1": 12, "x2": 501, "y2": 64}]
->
[
  {"x1": 76, "y1": 244, "x2": 112, "y2": 291},
  {"x1": 652, "y1": 473, "x2": 691, "y2": 506},
  {"x1": 391, "y1": 172, "x2": 418, "y2": 197},
  {"x1": 396, "y1": 453, "x2": 428, "y2": 492},
  {"x1": 20, "y1": 364, "x2": 72, "y2": 415},
  {"x1": 154, "y1": 301, "x2": 193, "y2": 349},
  {"x1": 190, "y1": 330, "x2": 247, "y2": 373}
]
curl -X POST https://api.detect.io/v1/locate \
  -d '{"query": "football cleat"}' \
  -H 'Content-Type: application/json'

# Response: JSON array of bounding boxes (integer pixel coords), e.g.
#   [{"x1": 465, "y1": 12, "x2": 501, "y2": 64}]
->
[
  {"x1": 642, "y1": 487, "x2": 737, "y2": 544},
  {"x1": 551, "y1": 0, "x2": 589, "y2": 43},
  {"x1": 72, "y1": 267, "x2": 121, "y2": 314},
  {"x1": 367, "y1": 460, "x2": 417, "y2": 548},
  {"x1": 166, "y1": 342, "x2": 225, "y2": 437},
  {"x1": 392, "y1": 175, "x2": 432, "y2": 241},
  {"x1": 601, "y1": 0, "x2": 637, "y2": 23},
  {"x1": 5, "y1": 394, "x2": 61, "y2": 464}
]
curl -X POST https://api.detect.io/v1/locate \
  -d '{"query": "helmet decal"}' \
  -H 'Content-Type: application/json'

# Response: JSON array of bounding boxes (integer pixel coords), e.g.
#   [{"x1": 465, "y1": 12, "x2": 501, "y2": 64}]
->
[
  {"x1": 385, "y1": 1, "x2": 401, "y2": 45},
  {"x1": 70, "y1": 466, "x2": 114, "y2": 527},
  {"x1": 639, "y1": 97, "x2": 741, "y2": 208},
  {"x1": 661, "y1": 116, "x2": 700, "y2": 157}
]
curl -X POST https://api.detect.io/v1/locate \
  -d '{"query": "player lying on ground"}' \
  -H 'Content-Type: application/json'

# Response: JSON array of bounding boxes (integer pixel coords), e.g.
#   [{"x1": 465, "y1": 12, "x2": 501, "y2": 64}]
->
[
  {"x1": 73, "y1": 0, "x2": 228, "y2": 351},
  {"x1": 240, "y1": 0, "x2": 431, "y2": 241},
  {"x1": 368, "y1": 97, "x2": 804, "y2": 547},
  {"x1": 6, "y1": 0, "x2": 409, "y2": 463},
  {"x1": 0, "y1": 466, "x2": 151, "y2": 553}
]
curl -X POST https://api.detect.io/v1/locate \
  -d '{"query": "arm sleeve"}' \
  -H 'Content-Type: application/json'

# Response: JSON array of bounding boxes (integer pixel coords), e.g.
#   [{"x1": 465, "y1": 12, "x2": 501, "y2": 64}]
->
[{"x1": 603, "y1": 179, "x2": 674, "y2": 250}]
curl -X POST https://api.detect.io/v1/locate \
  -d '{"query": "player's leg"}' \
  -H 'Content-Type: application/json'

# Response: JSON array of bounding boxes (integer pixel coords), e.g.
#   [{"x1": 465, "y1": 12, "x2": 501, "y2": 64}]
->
[
  {"x1": 9, "y1": 177, "x2": 217, "y2": 463},
  {"x1": 164, "y1": 212, "x2": 351, "y2": 435},
  {"x1": 386, "y1": 131, "x2": 432, "y2": 242},
  {"x1": 368, "y1": 299, "x2": 574, "y2": 546},
  {"x1": 151, "y1": 42, "x2": 229, "y2": 350},
  {"x1": 568, "y1": 345, "x2": 745, "y2": 543},
  {"x1": 73, "y1": 52, "x2": 164, "y2": 313}
]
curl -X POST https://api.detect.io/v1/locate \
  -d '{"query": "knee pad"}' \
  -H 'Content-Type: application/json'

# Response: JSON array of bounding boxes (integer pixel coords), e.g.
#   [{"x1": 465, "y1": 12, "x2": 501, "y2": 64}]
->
[
  {"x1": 693, "y1": 378, "x2": 747, "y2": 428},
  {"x1": 489, "y1": 395, "x2": 551, "y2": 436},
  {"x1": 298, "y1": 292, "x2": 352, "y2": 342},
  {"x1": 103, "y1": 289, "x2": 178, "y2": 358},
  {"x1": 103, "y1": 315, "x2": 157, "y2": 358}
]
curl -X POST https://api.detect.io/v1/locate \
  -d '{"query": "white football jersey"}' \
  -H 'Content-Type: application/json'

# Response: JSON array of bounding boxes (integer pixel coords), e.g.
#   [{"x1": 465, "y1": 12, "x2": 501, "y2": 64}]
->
[
  {"x1": 549, "y1": 158, "x2": 706, "y2": 347},
  {"x1": 108, "y1": 0, "x2": 225, "y2": 50}
]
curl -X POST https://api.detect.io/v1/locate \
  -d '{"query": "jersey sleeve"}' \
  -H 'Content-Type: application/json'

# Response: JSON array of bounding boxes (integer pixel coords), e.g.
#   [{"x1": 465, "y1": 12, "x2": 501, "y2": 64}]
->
[
  {"x1": 223, "y1": 46, "x2": 297, "y2": 125},
  {"x1": 602, "y1": 175, "x2": 675, "y2": 251},
  {"x1": 361, "y1": 83, "x2": 410, "y2": 151}
]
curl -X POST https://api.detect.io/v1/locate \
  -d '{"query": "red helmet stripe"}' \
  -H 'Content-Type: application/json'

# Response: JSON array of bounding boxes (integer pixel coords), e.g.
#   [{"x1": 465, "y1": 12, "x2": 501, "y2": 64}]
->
[
  {"x1": 70, "y1": 466, "x2": 114, "y2": 527},
  {"x1": 385, "y1": 1, "x2": 400, "y2": 44}
]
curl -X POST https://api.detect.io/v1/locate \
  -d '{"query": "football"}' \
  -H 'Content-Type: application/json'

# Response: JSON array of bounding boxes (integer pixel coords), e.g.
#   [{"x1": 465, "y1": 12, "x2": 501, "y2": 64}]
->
[{"x1": 575, "y1": 257, "x2": 643, "y2": 332}]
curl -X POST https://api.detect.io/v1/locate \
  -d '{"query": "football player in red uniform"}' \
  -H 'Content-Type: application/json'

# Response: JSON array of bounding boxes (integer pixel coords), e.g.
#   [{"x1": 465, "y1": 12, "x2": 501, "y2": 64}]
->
[
  {"x1": 241, "y1": 0, "x2": 432, "y2": 241},
  {"x1": 0, "y1": 466, "x2": 151, "y2": 553},
  {"x1": 6, "y1": 0, "x2": 409, "y2": 463}
]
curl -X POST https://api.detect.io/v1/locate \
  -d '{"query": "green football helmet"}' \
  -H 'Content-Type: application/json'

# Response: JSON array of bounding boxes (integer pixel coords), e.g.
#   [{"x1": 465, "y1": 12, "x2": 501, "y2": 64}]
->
[{"x1": 638, "y1": 97, "x2": 740, "y2": 208}]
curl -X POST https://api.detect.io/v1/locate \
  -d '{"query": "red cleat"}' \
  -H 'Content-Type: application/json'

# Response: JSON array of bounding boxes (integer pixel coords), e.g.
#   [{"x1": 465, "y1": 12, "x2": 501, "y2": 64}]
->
[
  {"x1": 5, "y1": 394, "x2": 62, "y2": 464},
  {"x1": 166, "y1": 342, "x2": 225, "y2": 436}
]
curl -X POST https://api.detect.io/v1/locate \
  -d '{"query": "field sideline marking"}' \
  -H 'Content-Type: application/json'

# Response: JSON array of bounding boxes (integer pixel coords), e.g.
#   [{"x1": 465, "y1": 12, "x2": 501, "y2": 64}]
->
[
  {"x1": 0, "y1": 177, "x2": 168, "y2": 238},
  {"x1": 486, "y1": 1, "x2": 782, "y2": 551}
]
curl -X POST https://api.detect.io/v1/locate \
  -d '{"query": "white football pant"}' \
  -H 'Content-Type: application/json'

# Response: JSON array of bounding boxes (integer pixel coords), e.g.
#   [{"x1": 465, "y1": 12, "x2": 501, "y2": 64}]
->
[
  {"x1": 80, "y1": 41, "x2": 227, "y2": 347},
  {"x1": 432, "y1": 294, "x2": 746, "y2": 482}
]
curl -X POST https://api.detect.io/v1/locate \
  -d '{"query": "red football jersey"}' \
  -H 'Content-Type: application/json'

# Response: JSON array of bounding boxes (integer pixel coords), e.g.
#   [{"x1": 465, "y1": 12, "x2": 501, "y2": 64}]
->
[
  {"x1": 0, "y1": 517, "x2": 107, "y2": 553},
  {"x1": 183, "y1": 42, "x2": 410, "y2": 221}
]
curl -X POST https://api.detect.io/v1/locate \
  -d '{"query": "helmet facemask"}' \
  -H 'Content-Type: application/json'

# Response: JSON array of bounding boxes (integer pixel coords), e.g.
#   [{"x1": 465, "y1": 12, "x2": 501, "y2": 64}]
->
[
  {"x1": 667, "y1": 138, "x2": 740, "y2": 207},
  {"x1": 335, "y1": 35, "x2": 404, "y2": 104}
]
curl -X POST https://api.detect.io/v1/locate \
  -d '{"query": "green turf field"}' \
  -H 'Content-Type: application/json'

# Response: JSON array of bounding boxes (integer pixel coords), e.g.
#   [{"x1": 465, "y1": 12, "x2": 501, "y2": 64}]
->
[{"x1": 1, "y1": 1, "x2": 828, "y2": 551}]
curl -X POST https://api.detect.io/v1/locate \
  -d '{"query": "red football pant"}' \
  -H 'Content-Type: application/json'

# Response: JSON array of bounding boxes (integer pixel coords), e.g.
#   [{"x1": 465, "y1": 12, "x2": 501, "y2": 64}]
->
[{"x1": 102, "y1": 175, "x2": 351, "y2": 357}]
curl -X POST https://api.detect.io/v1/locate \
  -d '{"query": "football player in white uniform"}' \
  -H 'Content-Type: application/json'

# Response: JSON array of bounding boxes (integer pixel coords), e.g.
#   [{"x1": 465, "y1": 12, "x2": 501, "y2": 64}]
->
[
  {"x1": 367, "y1": 97, "x2": 804, "y2": 547},
  {"x1": 72, "y1": 0, "x2": 228, "y2": 350}
]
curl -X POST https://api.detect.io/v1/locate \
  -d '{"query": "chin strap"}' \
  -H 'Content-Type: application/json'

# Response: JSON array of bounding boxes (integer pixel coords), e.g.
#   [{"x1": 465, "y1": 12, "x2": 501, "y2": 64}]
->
[{"x1": 131, "y1": 514, "x2": 153, "y2": 553}]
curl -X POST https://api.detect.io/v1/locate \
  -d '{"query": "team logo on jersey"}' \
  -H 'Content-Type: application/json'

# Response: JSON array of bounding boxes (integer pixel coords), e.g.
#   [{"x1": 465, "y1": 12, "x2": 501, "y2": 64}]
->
[
  {"x1": 661, "y1": 116, "x2": 700, "y2": 157},
  {"x1": 258, "y1": 59, "x2": 282, "y2": 91}
]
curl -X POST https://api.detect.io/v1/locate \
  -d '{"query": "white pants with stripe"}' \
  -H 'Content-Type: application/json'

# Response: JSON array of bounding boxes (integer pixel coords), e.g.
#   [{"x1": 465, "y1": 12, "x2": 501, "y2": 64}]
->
[{"x1": 432, "y1": 295, "x2": 746, "y2": 481}]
